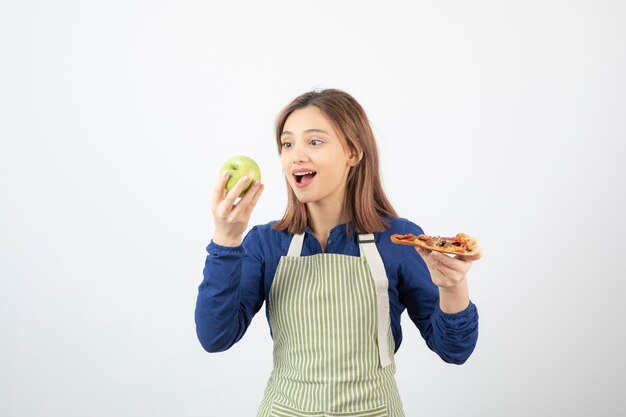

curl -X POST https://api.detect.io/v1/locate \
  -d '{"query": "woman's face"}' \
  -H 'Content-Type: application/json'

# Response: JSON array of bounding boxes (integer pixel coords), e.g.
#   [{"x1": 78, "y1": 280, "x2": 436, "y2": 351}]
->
[{"x1": 280, "y1": 106, "x2": 358, "y2": 207}]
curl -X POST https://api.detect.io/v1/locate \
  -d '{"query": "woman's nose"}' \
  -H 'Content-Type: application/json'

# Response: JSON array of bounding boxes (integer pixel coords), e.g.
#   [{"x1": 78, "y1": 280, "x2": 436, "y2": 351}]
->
[{"x1": 291, "y1": 144, "x2": 308, "y2": 163}]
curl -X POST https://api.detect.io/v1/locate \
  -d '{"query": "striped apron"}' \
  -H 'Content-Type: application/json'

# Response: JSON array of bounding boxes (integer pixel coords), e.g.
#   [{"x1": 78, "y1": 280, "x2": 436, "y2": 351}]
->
[{"x1": 257, "y1": 233, "x2": 405, "y2": 417}]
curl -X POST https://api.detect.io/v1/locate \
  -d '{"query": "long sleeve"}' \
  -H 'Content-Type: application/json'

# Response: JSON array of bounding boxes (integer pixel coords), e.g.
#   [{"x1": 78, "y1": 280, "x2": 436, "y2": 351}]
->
[
  {"x1": 397, "y1": 221, "x2": 479, "y2": 364},
  {"x1": 194, "y1": 226, "x2": 265, "y2": 352}
]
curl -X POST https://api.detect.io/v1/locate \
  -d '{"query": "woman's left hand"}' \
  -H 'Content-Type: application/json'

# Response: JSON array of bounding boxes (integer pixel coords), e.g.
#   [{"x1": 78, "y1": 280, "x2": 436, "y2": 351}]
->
[{"x1": 415, "y1": 247, "x2": 481, "y2": 289}]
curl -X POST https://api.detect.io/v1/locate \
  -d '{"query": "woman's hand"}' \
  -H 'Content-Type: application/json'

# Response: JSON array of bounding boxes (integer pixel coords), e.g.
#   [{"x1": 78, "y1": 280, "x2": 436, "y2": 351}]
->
[
  {"x1": 415, "y1": 247, "x2": 482, "y2": 313},
  {"x1": 211, "y1": 171, "x2": 264, "y2": 247},
  {"x1": 415, "y1": 247, "x2": 480, "y2": 288}
]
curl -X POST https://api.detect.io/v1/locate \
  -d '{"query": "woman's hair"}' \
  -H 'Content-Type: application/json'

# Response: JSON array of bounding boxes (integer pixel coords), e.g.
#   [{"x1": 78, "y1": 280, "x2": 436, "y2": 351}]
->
[{"x1": 273, "y1": 88, "x2": 398, "y2": 235}]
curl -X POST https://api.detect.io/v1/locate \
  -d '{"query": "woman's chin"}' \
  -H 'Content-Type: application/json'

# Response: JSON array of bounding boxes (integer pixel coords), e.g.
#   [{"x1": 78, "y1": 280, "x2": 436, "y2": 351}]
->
[
  {"x1": 291, "y1": 190, "x2": 315, "y2": 204},
  {"x1": 294, "y1": 195, "x2": 313, "y2": 204}
]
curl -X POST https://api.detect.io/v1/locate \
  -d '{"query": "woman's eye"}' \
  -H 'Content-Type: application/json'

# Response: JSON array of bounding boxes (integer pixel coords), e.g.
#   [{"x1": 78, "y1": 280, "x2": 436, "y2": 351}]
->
[
  {"x1": 310, "y1": 139, "x2": 323, "y2": 146},
  {"x1": 281, "y1": 142, "x2": 292, "y2": 149}
]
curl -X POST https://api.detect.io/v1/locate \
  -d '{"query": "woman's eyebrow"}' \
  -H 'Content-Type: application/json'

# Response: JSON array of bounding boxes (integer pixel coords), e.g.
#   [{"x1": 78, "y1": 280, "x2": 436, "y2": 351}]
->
[{"x1": 281, "y1": 128, "x2": 330, "y2": 136}]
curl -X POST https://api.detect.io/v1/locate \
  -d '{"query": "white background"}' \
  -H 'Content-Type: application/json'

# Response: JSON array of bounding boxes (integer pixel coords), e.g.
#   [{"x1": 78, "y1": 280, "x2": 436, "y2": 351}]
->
[{"x1": 1, "y1": 1, "x2": 625, "y2": 416}]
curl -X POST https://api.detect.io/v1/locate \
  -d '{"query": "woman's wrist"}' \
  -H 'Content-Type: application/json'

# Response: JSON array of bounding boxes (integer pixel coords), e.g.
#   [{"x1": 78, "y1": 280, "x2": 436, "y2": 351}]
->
[
  {"x1": 438, "y1": 279, "x2": 470, "y2": 314},
  {"x1": 212, "y1": 232, "x2": 243, "y2": 247}
]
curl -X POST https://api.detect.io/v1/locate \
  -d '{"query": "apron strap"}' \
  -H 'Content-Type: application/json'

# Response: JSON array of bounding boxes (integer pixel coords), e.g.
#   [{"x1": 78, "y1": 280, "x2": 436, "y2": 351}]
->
[
  {"x1": 287, "y1": 233, "x2": 305, "y2": 257},
  {"x1": 358, "y1": 233, "x2": 393, "y2": 368}
]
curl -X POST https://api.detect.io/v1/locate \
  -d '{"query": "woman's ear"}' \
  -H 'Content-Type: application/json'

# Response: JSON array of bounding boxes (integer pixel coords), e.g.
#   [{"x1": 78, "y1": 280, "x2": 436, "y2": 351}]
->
[{"x1": 347, "y1": 149, "x2": 363, "y2": 167}]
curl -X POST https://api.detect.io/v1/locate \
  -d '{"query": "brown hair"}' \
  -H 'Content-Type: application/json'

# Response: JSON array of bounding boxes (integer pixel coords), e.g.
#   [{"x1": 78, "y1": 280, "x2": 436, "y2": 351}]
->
[{"x1": 273, "y1": 89, "x2": 398, "y2": 235}]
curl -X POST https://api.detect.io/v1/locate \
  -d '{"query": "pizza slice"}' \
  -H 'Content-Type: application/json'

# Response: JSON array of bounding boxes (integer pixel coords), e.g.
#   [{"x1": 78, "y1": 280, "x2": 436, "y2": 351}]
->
[{"x1": 390, "y1": 232, "x2": 481, "y2": 257}]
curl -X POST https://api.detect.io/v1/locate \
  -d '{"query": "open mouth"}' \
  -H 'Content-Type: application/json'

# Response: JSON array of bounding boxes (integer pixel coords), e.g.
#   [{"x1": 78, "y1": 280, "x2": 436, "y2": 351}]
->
[{"x1": 293, "y1": 170, "x2": 317, "y2": 186}]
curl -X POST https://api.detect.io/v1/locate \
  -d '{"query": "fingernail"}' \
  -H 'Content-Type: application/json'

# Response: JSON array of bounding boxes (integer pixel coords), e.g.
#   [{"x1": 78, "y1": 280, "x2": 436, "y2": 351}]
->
[
  {"x1": 253, "y1": 180, "x2": 260, "y2": 186},
  {"x1": 431, "y1": 251, "x2": 438, "y2": 257},
  {"x1": 222, "y1": 171, "x2": 229, "y2": 177},
  {"x1": 242, "y1": 176, "x2": 249, "y2": 182}
]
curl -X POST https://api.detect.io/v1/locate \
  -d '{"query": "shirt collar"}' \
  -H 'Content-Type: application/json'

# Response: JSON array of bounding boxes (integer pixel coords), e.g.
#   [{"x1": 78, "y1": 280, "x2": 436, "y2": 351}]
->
[{"x1": 303, "y1": 222, "x2": 348, "y2": 237}]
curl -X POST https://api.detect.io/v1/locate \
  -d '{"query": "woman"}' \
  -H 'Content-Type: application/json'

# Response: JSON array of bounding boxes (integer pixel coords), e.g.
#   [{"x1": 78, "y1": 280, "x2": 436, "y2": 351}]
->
[{"x1": 195, "y1": 89, "x2": 479, "y2": 416}]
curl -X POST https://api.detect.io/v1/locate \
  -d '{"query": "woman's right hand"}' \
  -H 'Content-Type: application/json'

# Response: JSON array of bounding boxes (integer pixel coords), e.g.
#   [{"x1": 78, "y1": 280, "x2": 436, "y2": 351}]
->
[{"x1": 211, "y1": 171, "x2": 264, "y2": 247}]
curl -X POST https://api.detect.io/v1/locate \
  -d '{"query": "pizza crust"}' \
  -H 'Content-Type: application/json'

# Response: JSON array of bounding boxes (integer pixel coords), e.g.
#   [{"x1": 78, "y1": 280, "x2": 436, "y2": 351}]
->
[{"x1": 390, "y1": 233, "x2": 481, "y2": 257}]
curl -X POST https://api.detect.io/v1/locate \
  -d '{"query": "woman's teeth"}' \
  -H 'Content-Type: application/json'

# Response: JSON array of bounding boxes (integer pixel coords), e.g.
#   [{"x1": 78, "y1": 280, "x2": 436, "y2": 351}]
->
[{"x1": 294, "y1": 171, "x2": 316, "y2": 184}]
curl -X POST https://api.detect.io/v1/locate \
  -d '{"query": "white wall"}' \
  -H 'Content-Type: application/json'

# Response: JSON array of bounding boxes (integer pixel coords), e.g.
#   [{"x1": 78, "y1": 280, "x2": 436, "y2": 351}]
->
[{"x1": 1, "y1": 1, "x2": 625, "y2": 416}]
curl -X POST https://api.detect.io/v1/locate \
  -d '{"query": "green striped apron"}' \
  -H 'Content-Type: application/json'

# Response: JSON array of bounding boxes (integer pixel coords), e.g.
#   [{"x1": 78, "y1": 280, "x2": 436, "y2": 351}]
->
[{"x1": 257, "y1": 233, "x2": 405, "y2": 417}]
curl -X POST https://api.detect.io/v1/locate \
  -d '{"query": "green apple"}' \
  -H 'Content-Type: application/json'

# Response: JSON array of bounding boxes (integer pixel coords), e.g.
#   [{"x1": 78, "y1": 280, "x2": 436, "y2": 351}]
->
[{"x1": 220, "y1": 155, "x2": 262, "y2": 197}]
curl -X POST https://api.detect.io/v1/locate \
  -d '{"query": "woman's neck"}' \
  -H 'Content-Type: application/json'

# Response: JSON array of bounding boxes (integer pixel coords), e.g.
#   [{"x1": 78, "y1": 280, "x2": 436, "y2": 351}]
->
[{"x1": 307, "y1": 202, "x2": 347, "y2": 252}]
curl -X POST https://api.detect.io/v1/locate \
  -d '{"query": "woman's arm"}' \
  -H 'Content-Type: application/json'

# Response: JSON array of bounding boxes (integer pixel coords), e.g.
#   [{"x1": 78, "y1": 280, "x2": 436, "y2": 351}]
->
[
  {"x1": 398, "y1": 221, "x2": 479, "y2": 364},
  {"x1": 194, "y1": 226, "x2": 265, "y2": 352},
  {"x1": 195, "y1": 171, "x2": 265, "y2": 352}
]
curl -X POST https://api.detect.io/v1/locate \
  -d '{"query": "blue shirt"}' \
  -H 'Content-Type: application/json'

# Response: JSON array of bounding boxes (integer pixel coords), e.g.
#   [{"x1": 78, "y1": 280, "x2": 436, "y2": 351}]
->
[{"x1": 195, "y1": 217, "x2": 478, "y2": 364}]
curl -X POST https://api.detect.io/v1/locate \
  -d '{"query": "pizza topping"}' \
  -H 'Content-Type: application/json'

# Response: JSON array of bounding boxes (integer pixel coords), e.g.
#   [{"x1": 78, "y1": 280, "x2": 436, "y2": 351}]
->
[{"x1": 390, "y1": 232, "x2": 480, "y2": 258}]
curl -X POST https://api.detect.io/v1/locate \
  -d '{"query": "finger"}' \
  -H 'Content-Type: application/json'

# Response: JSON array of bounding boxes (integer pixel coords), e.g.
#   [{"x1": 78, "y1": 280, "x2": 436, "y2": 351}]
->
[
  {"x1": 242, "y1": 182, "x2": 264, "y2": 215},
  {"x1": 433, "y1": 261, "x2": 462, "y2": 280},
  {"x1": 231, "y1": 180, "x2": 263, "y2": 215},
  {"x1": 221, "y1": 175, "x2": 252, "y2": 207},
  {"x1": 430, "y1": 251, "x2": 471, "y2": 273},
  {"x1": 415, "y1": 249, "x2": 471, "y2": 283},
  {"x1": 415, "y1": 247, "x2": 456, "y2": 274},
  {"x1": 212, "y1": 171, "x2": 230, "y2": 206},
  {"x1": 415, "y1": 246, "x2": 430, "y2": 258},
  {"x1": 433, "y1": 263, "x2": 468, "y2": 288},
  {"x1": 415, "y1": 247, "x2": 436, "y2": 268}
]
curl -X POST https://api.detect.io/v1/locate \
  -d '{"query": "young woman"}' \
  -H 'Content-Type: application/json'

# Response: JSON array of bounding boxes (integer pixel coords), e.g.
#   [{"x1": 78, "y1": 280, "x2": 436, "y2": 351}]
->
[{"x1": 195, "y1": 89, "x2": 479, "y2": 417}]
